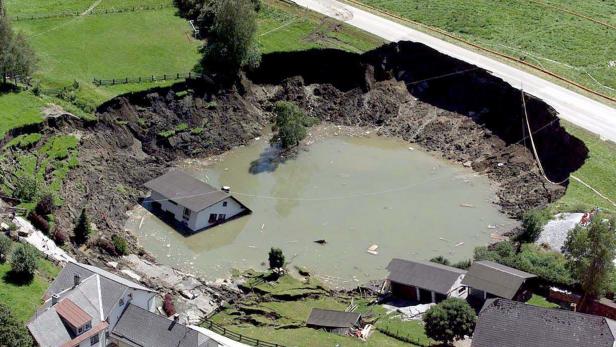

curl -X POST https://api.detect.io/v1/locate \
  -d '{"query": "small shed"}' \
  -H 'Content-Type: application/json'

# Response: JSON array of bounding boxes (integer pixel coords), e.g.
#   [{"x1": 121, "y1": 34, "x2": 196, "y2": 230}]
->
[
  {"x1": 144, "y1": 170, "x2": 250, "y2": 233},
  {"x1": 462, "y1": 260, "x2": 536, "y2": 303},
  {"x1": 386, "y1": 258, "x2": 467, "y2": 303},
  {"x1": 306, "y1": 309, "x2": 362, "y2": 335}
]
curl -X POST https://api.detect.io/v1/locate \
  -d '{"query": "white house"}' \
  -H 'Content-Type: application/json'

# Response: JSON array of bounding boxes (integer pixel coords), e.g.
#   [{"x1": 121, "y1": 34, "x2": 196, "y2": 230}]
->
[
  {"x1": 385, "y1": 258, "x2": 468, "y2": 303},
  {"x1": 144, "y1": 170, "x2": 250, "y2": 233},
  {"x1": 28, "y1": 261, "x2": 248, "y2": 347}
]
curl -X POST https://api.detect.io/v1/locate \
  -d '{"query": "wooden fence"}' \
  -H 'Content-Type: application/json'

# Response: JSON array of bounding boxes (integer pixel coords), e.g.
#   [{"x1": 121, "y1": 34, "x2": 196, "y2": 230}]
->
[
  {"x1": 201, "y1": 320, "x2": 286, "y2": 347},
  {"x1": 11, "y1": 4, "x2": 173, "y2": 21},
  {"x1": 93, "y1": 72, "x2": 203, "y2": 86}
]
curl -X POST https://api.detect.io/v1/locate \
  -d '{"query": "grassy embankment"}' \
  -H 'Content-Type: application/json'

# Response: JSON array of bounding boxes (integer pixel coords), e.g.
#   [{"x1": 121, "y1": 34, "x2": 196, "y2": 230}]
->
[
  {"x1": 0, "y1": 241, "x2": 59, "y2": 322},
  {"x1": 355, "y1": 0, "x2": 616, "y2": 100},
  {"x1": 209, "y1": 273, "x2": 432, "y2": 347}
]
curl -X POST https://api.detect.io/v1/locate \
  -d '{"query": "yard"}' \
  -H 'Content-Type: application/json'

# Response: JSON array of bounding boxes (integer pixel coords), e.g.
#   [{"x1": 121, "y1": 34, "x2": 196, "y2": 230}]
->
[
  {"x1": 208, "y1": 273, "x2": 433, "y2": 347},
  {"x1": 0, "y1": 241, "x2": 59, "y2": 322},
  {"x1": 355, "y1": 0, "x2": 616, "y2": 100}
]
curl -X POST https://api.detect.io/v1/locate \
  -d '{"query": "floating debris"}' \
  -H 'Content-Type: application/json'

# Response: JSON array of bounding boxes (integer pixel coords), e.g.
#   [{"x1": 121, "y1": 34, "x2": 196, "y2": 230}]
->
[
  {"x1": 460, "y1": 203, "x2": 475, "y2": 208},
  {"x1": 314, "y1": 239, "x2": 327, "y2": 245},
  {"x1": 367, "y1": 244, "x2": 379, "y2": 255},
  {"x1": 487, "y1": 224, "x2": 497, "y2": 229},
  {"x1": 455, "y1": 242, "x2": 465, "y2": 247}
]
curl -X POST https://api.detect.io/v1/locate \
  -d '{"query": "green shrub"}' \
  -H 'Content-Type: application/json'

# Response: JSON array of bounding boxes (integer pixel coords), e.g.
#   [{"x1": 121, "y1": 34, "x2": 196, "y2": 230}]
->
[
  {"x1": 12, "y1": 174, "x2": 39, "y2": 202},
  {"x1": 517, "y1": 209, "x2": 551, "y2": 243},
  {"x1": 112, "y1": 235, "x2": 128, "y2": 255},
  {"x1": 0, "y1": 303, "x2": 33, "y2": 347},
  {"x1": 175, "y1": 123, "x2": 189, "y2": 132},
  {"x1": 190, "y1": 127, "x2": 204, "y2": 135},
  {"x1": 430, "y1": 256, "x2": 450, "y2": 266},
  {"x1": 158, "y1": 129, "x2": 176, "y2": 138},
  {"x1": 4, "y1": 133, "x2": 42, "y2": 149},
  {"x1": 270, "y1": 101, "x2": 317, "y2": 149},
  {"x1": 268, "y1": 247, "x2": 285, "y2": 269},
  {"x1": 514, "y1": 244, "x2": 574, "y2": 285},
  {"x1": 10, "y1": 244, "x2": 38, "y2": 279},
  {"x1": 0, "y1": 235, "x2": 12, "y2": 263},
  {"x1": 423, "y1": 298, "x2": 476, "y2": 344}
]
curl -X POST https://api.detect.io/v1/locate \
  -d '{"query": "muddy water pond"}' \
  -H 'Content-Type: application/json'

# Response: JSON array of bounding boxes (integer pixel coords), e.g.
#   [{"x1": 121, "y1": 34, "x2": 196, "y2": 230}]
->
[{"x1": 127, "y1": 134, "x2": 516, "y2": 288}]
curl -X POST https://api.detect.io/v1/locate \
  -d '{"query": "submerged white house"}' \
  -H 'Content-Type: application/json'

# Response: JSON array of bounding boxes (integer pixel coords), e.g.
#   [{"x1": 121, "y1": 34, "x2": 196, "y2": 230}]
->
[{"x1": 144, "y1": 170, "x2": 250, "y2": 233}]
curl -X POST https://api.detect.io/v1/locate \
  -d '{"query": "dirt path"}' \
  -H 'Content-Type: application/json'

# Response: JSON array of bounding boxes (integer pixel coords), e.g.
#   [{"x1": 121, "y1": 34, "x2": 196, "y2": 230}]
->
[{"x1": 81, "y1": 0, "x2": 103, "y2": 16}]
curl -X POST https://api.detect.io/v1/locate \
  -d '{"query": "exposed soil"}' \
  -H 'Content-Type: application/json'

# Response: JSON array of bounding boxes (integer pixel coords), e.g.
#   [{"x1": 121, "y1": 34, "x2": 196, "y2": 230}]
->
[{"x1": 1, "y1": 41, "x2": 588, "y2": 267}]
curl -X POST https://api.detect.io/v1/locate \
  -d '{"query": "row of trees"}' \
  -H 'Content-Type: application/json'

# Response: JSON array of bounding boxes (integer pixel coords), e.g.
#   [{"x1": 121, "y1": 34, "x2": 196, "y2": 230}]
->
[{"x1": 0, "y1": 0, "x2": 36, "y2": 84}]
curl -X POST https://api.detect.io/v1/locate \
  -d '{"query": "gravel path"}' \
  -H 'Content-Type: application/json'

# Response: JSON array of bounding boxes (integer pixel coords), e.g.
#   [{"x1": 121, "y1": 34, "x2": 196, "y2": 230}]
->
[{"x1": 536, "y1": 213, "x2": 583, "y2": 252}]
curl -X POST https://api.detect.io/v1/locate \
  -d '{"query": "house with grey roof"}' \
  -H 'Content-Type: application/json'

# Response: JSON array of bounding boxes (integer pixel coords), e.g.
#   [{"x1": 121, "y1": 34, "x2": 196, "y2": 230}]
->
[
  {"x1": 472, "y1": 298, "x2": 616, "y2": 347},
  {"x1": 28, "y1": 261, "x2": 244, "y2": 347},
  {"x1": 306, "y1": 308, "x2": 362, "y2": 335},
  {"x1": 145, "y1": 170, "x2": 250, "y2": 233},
  {"x1": 385, "y1": 258, "x2": 468, "y2": 303},
  {"x1": 462, "y1": 260, "x2": 536, "y2": 303}
]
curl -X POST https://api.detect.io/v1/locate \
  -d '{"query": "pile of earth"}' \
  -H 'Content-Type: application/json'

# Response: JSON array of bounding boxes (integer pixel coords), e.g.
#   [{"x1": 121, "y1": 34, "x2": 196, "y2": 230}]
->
[{"x1": 1, "y1": 41, "x2": 588, "y2": 266}]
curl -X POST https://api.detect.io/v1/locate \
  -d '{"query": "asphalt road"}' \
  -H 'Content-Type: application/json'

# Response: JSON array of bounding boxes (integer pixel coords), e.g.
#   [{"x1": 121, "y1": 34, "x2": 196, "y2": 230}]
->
[{"x1": 292, "y1": 0, "x2": 616, "y2": 143}]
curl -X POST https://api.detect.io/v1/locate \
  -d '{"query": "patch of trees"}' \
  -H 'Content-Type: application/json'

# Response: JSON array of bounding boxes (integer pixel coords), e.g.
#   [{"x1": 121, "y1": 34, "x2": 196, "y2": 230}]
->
[
  {"x1": 0, "y1": 1, "x2": 36, "y2": 84},
  {"x1": 429, "y1": 256, "x2": 471, "y2": 270},
  {"x1": 516, "y1": 208, "x2": 551, "y2": 243},
  {"x1": 562, "y1": 214, "x2": 616, "y2": 311},
  {"x1": 270, "y1": 101, "x2": 318, "y2": 149},
  {"x1": 423, "y1": 298, "x2": 476, "y2": 345},
  {"x1": 0, "y1": 303, "x2": 33, "y2": 347},
  {"x1": 173, "y1": 0, "x2": 261, "y2": 84}
]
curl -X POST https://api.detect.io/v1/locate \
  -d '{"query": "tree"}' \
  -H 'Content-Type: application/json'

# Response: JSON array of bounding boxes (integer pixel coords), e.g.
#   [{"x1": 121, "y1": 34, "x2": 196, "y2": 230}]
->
[
  {"x1": 270, "y1": 101, "x2": 316, "y2": 149},
  {"x1": 517, "y1": 209, "x2": 549, "y2": 243},
  {"x1": 430, "y1": 256, "x2": 451, "y2": 266},
  {"x1": 201, "y1": 0, "x2": 260, "y2": 84},
  {"x1": 74, "y1": 208, "x2": 92, "y2": 245},
  {"x1": 10, "y1": 244, "x2": 38, "y2": 279},
  {"x1": 0, "y1": 303, "x2": 33, "y2": 347},
  {"x1": 0, "y1": 2, "x2": 36, "y2": 84},
  {"x1": 112, "y1": 234, "x2": 128, "y2": 255},
  {"x1": 268, "y1": 247, "x2": 285, "y2": 269},
  {"x1": 562, "y1": 215, "x2": 616, "y2": 311},
  {"x1": 35, "y1": 194, "x2": 55, "y2": 216},
  {"x1": 423, "y1": 298, "x2": 476, "y2": 345},
  {"x1": 0, "y1": 234, "x2": 11, "y2": 263}
]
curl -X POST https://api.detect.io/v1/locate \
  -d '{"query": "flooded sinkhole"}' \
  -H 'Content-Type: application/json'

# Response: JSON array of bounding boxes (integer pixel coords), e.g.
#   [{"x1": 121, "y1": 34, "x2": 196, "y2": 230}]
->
[{"x1": 127, "y1": 133, "x2": 516, "y2": 288}]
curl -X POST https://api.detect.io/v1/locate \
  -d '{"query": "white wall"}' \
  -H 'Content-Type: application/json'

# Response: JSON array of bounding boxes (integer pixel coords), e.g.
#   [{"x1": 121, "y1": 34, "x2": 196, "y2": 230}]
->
[
  {"x1": 151, "y1": 191, "x2": 190, "y2": 227},
  {"x1": 189, "y1": 197, "x2": 246, "y2": 231},
  {"x1": 108, "y1": 289, "x2": 156, "y2": 330},
  {"x1": 447, "y1": 274, "x2": 468, "y2": 299}
]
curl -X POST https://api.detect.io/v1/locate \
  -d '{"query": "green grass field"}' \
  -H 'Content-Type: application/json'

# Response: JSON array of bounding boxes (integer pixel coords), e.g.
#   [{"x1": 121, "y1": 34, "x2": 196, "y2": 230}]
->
[
  {"x1": 356, "y1": 0, "x2": 616, "y2": 99},
  {"x1": 6, "y1": 0, "x2": 170, "y2": 17},
  {"x1": 0, "y1": 243, "x2": 59, "y2": 322},
  {"x1": 0, "y1": 91, "x2": 47, "y2": 138}
]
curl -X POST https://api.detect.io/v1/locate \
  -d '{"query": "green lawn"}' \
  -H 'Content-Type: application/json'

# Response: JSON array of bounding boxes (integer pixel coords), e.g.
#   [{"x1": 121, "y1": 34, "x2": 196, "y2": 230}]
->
[
  {"x1": 5, "y1": 0, "x2": 170, "y2": 17},
  {"x1": 0, "y1": 247, "x2": 59, "y2": 322},
  {"x1": 554, "y1": 122, "x2": 616, "y2": 213},
  {"x1": 527, "y1": 294, "x2": 560, "y2": 309},
  {"x1": 356, "y1": 0, "x2": 616, "y2": 99},
  {"x1": 0, "y1": 91, "x2": 47, "y2": 138}
]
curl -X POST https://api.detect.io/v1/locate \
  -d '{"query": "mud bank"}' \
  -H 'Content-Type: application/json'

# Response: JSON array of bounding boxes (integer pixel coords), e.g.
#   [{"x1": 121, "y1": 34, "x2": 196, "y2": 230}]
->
[{"x1": 1, "y1": 41, "x2": 588, "y2": 299}]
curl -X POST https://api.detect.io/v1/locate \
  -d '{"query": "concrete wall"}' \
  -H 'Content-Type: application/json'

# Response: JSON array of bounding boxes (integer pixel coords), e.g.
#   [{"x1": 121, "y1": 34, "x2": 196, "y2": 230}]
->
[{"x1": 189, "y1": 197, "x2": 246, "y2": 231}]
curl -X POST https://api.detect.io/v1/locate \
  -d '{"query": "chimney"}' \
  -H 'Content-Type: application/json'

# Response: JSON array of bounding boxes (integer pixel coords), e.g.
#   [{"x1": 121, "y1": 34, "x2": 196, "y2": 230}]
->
[
  {"x1": 173, "y1": 313, "x2": 180, "y2": 322},
  {"x1": 52, "y1": 294, "x2": 60, "y2": 305},
  {"x1": 74, "y1": 274, "x2": 81, "y2": 287},
  {"x1": 221, "y1": 186, "x2": 230, "y2": 193}
]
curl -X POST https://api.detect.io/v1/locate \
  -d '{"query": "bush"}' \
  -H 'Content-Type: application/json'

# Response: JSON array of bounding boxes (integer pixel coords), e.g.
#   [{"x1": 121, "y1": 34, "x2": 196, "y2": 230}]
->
[
  {"x1": 74, "y1": 208, "x2": 92, "y2": 245},
  {"x1": 423, "y1": 298, "x2": 476, "y2": 344},
  {"x1": 473, "y1": 241, "x2": 516, "y2": 265},
  {"x1": 53, "y1": 229, "x2": 68, "y2": 246},
  {"x1": 0, "y1": 235, "x2": 11, "y2": 263},
  {"x1": 10, "y1": 244, "x2": 38, "y2": 279},
  {"x1": 35, "y1": 194, "x2": 55, "y2": 216},
  {"x1": 163, "y1": 293, "x2": 176, "y2": 317},
  {"x1": 452, "y1": 259, "x2": 472, "y2": 270},
  {"x1": 112, "y1": 235, "x2": 128, "y2": 255},
  {"x1": 517, "y1": 209, "x2": 551, "y2": 243},
  {"x1": 430, "y1": 256, "x2": 451, "y2": 266},
  {"x1": 28, "y1": 212, "x2": 49, "y2": 234},
  {"x1": 268, "y1": 247, "x2": 285, "y2": 269},
  {"x1": 97, "y1": 238, "x2": 117, "y2": 256},
  {"x1": 270, "y1": 101, "x2": 317, "y2": 149},
  {"x1": 12, "y1": 174, "x2": 38, "y2": 202},
  {"x1": 0, "y1": 303, "x2": 33, "y2": 347},
  {"x1": 514, "y1": 244, "x2": 573, "y2": 285}
]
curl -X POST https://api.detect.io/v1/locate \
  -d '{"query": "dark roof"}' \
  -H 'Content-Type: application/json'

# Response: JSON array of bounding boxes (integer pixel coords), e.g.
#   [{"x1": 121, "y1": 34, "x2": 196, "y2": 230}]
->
[
  {"x1": 55, "y1": 298, "x2": 92, "y2": 328},
  {"x1": 111, "y1": 304, "x2": 211, "y2": 347},
  {"x1": 461, "y1": 260, "x2": 536, "y2": 299},
  {"x1": 306, "y1": 309, "x2": 361, "y2": 329},
  {"x1": 144, "y1": 170, "x2": 230, "y2": 212},
  {"x1": 386, "y1": 258, "x2": 466, "y2": 294},
  {"x1": 472, "y1": 299, "x2": 616, "y2": 347}
]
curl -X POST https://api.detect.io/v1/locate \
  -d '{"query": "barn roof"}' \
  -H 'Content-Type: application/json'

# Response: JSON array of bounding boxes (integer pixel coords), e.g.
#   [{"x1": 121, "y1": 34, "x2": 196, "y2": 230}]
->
[
  {"x1": 462, "y1": 260, "x2": 535, "y2": 299},
  {"x1": 386, "y1": 258, "x2": 466, "y2": 294},
  {"x1": 306, "y1": 309, "x2": 361, "y2": 329},
  {"x1": 144, "y1": 170, "x2": 231, "y2": 212},
  {"x1": 472, "y1": 299, "x2": 616, "y2": 347}
]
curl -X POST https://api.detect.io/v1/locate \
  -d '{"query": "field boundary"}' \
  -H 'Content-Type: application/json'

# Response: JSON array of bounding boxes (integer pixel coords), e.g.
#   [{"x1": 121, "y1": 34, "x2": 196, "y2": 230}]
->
[
  {"x1": 201, "y1": 320, "x2": 286, "y2": 347},
  {"x1": 92, "y1": 72, "x2": 204, "y2": 86},
  {"x1": 336, "y1": 0, "x2": 616, "y2": 104},
  {"x1": 10, "y1": 4, "x2": 174, "y2": 21}
]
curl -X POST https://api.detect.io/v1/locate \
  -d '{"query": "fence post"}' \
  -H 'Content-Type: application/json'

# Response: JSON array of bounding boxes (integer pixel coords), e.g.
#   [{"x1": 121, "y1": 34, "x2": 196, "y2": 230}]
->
[
  {"x1": 151, "y1": 75, "x2": 154, "y2": 81},
  {"x1": 125, "y1": 77, "x2": 128, "y2": 84},
  {"x1": 188, "y1": 72, "x2": 191, "y2": 79},
  {"x1": 163, "y1": 74, "x2": 167, "y2": 80},
  {"x1": 177, "y1": 73, "x2": 180, "y2": 79},
  {"x1": 139, "y1": 77, "x2": 141, "y2": 83},
  {"x1": 112, "y1": 79, "x2": 115, "y2": 85}
]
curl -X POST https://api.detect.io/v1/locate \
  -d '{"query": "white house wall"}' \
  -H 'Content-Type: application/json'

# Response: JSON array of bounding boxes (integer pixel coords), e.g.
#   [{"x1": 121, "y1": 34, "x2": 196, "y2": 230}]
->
[
  {"x1": 189, "y1": 197, "x2": 246, "y2": 231},
  {"x1": 150, "y1": 191, "x2": 191, "y2": 225},
  {"x1": 108, "y1": 289, "x2": 157, "y2": 330}
]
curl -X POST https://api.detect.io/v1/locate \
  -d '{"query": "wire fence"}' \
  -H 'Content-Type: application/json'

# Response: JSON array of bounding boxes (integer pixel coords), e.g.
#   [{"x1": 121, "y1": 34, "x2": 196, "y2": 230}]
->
[
  {"x1": 11, "y1": 4, "x2": 173, "y2": 21},
  {"x1": 93, "y1": 72, "x2": 203, "y2": 86},
  {"x1": 201, "y1": 320, "x2": 286, "y2": 347}
]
